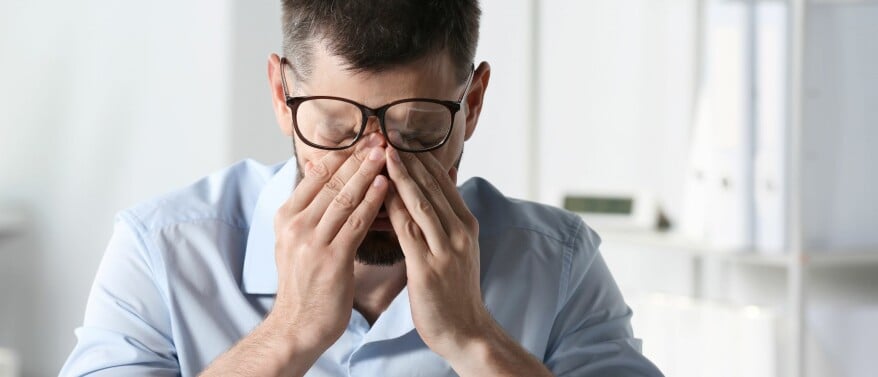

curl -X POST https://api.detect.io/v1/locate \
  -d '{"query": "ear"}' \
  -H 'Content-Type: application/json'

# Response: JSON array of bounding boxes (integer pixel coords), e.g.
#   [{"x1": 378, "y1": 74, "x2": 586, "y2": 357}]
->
[
  {"x1": 268, "y1": 53, "x2": 293, "y2": 136},
  {"x1": 463, "y1": 61, "x2": 491, "y2": 141}
]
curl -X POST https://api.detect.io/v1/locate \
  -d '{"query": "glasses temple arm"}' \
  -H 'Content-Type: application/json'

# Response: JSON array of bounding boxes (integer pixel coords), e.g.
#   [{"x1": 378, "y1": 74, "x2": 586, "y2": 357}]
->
[
  {"x1": 457, "y1": 63, "x2": 476, "y2": 103},
  {"x1": 280, "y1": 57, "x2": 291, "y2": 97}
]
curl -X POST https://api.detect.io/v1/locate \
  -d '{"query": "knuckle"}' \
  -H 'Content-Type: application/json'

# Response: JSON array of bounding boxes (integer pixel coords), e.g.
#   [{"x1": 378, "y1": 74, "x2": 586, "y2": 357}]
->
[
  {"x1": 308, "y1": 160, "x2": 330, "y2": 178},
  {"x1": 324, "y1": 176, "x2": 345, "y2": 193},
  {"x1": 426, "y1": 178, "x2": 442, "y2": 194},
  {"x1": 288, "y1": 214, "x2": 309, "y2": 231},
  {"x1": 451, "y1": 233, "x2": 474, "y2": 251},
  {"x1": 416, "y1": 198, "x2": 434, "y2": 214},
  {"x1": 404, "y1": 218, "x2": 422, "y2": 239},
  {"x1": 464, "y1": 214, "x2": 479, "y2": 232},
  {"x1": 274, "y1": 210, "x2": 288, "y2": 229},
  {"x1": 346, "y1": 214, "x2": 366, "y2": 231},
  {"x1": 332, "y1": 191, "x2": 356, "y2": 211},
  {"x1": 352, "y1": 148, "x2": 369, "y2": 163},
  {"x1": 274, "y1": 206, "x2": 291, "y2": 226},
  {"x1": 359, "y1": 193, "x2": 377, "y2": 208},
  {"x1": 356, "y1": 165, "x2": 374, "y2": 180}
]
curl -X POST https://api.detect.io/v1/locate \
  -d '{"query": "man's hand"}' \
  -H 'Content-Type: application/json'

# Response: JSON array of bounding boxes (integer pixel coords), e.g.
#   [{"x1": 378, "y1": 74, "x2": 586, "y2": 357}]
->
[
  {"x1": 383, "y1": 147, "x2": 487, "y2": 352},
  {"x1": 201, "y1": 135, "x2": 388, "y2": 377},
  {"x1": 270, "y1": 134, "x2": 388, "y2": 354},
  {"x1": 383, "y1": 147, "x2": 553, "y2": 376}
]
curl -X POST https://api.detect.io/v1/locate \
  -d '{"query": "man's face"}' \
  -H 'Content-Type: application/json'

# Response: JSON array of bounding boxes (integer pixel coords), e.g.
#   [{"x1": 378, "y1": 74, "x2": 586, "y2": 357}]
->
[{"x1": 270, "y1": 43, "x2": 484, "y2": 266}]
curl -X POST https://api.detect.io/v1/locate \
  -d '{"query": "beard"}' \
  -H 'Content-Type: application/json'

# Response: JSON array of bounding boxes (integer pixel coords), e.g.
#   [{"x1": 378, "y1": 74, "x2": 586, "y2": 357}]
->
[
  {"x1": 291, "y1": 143, "x2": 464, "y2": 266},
  {"x1": 355, "y1": 230, "x2": 405, "y2": 266}
]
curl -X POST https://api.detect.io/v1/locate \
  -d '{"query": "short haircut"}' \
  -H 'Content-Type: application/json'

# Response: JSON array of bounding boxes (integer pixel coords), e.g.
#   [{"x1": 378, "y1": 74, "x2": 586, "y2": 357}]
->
[{"x1": 281, "y1": 0, "x2": 481, "y2": 81}]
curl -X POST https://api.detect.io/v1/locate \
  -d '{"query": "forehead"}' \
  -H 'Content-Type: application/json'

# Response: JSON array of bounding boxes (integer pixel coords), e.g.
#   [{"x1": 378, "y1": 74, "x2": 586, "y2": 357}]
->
[{"x1": 298, "y1": 43, "x2": 460, "y2": 107}]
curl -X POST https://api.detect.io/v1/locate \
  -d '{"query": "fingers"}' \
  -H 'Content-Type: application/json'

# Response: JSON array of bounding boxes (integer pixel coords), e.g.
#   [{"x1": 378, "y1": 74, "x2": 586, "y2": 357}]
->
[
  {"x1": 333, "y1": 175, "x2": 389, "y2": 254},
  {"x1": 303, "y1": 135, "x2": 383, "y2": 222},
  {"x1": 412, "y1": 151, "x2": 474, "y2": 223},
  {"x1": 384, "y1": 182, "x2": 427, "y2": 265},
  {"x1": 285, "y1": 134, "x2": 381, "y2": 214},
  {"x1": 314, "y1": 146, "x2": 387, "y2": 243},
  {"x1": 385, "y1": 147, "x2": 455, "y2": 254},
  {"x1": 285, "y1": 151, "x2": 348, "y2": 215}
]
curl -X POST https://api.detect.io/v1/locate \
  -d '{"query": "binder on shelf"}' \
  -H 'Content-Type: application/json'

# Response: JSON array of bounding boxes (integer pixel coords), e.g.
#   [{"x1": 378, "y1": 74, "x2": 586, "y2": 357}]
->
[
  {"x1": 752, "y1": 2, "x2": 788, "y2": 254},
  {"x1": 681, "y1": 0, "x2": 754, "y2": 251}
]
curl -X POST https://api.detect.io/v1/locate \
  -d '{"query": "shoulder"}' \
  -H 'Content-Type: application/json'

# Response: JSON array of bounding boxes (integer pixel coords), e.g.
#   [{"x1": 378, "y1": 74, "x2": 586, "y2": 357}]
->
[
  {"x1": 121, "y1": 159, "x2": 282, "y2": 233},
  {"x1": 463, "y1": 178, "x2": 613, "y2": 356},
  {"x1": 460, "y1": 178, "x2": 603, "y2": 288},
  {"x1": 460, "y1": 177, "x2": 600, "y2": 253},
  {"x1": 107, "y1": 159, "x2": 285, "y2": 301}
]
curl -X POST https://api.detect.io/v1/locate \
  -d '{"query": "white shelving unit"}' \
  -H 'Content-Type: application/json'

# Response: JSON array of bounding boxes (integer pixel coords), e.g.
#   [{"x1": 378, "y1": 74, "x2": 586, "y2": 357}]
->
[
  {"x1": 528, "y1": 0, "x2": 875, "y2": 374},
  {"x1": 601, "y1": 229, "x2": 878, "y2": 377},
  {"x1": 786, "y1": 1, "x2": 805, "y2": 374},
  {"x1": 601, "y1": 1, "x2": 878, "y2": 376},
  {"x1": 602, "y1": 231, "x2": 878, "y2": 269}
]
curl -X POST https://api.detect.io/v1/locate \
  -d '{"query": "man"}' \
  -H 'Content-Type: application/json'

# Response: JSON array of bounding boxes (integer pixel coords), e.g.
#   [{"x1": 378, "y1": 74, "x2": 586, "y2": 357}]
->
[{"x1": 62, "y1": 1, "x2": 662, "y2": 376}]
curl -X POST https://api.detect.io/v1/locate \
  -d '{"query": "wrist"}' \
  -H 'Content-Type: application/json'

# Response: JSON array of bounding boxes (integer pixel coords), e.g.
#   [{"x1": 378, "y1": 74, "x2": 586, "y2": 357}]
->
[
  {"x1": 200, "y1": 311, "x2": 328, "y2": 377},
  {"x1": 440, "y1": 316, "x2": 503, "y2": 372},
  {"x1": 258, "y1": 312, "x2": 325, "y2": 372},
  {"x1": 443, "y1": 319, "x2": 552, "y2": 377}
]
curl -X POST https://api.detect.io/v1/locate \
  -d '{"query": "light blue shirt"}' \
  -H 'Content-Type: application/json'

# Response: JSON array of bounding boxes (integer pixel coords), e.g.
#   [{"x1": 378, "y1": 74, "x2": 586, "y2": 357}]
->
[{"x1": 60, "y1": 159, "x2": 662, "y2": 376}]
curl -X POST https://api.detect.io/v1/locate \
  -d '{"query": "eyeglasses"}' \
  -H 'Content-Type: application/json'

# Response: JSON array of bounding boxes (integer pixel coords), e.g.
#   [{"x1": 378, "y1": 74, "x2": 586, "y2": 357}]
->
[{"x1": 280, "y1": 57, "x2": 475, "y2": 153}]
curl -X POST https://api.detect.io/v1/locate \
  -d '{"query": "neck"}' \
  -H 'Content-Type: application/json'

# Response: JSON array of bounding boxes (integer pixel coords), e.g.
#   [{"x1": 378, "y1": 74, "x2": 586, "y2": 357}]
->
[{"x1": 353, "y1": 261, "x2": 407, "y2": 326}]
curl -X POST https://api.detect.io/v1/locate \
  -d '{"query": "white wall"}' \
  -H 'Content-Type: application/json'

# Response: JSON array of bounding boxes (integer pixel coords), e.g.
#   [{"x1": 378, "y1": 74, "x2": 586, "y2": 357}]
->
[
  {"x1": 536, "y1": 0, "x2": 696, "y2": 217},
  {"x1": 457, "y1": 0, "x2": 535, "y2": 200},
  {"x1": 0, "y1": 1, "x2": 233, "y2": 375},
  {"x1": 227, "y1": 1, "x2": 289, "y2": 165}
]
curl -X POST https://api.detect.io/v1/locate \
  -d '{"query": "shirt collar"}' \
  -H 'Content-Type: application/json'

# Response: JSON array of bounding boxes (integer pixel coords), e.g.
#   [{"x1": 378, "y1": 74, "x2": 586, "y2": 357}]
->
[
  {"x1": 361, "y1": 286, "x2": 415, "y2": 343},
  {"x1": 242, "y1": 157, "x2": 297, "y2": 294}
]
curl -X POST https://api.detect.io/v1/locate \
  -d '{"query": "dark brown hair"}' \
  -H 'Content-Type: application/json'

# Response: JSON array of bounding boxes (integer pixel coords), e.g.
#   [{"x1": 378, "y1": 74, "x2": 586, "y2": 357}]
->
[{"x1": 281, "y1": 0, "x2": 480, "y2": 81}]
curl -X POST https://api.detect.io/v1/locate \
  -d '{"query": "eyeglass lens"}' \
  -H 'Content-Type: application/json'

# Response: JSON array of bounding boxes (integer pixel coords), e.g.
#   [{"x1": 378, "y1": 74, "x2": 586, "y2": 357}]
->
[{"x1": 295, "y1": 98, "x2": 453, "y2": 151}]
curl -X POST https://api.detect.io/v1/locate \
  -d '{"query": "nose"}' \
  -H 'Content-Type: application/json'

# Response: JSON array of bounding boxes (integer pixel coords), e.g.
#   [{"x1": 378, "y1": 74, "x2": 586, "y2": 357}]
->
[{"x1": 362, "y1": 118, "x2": 387, "y2": 148}]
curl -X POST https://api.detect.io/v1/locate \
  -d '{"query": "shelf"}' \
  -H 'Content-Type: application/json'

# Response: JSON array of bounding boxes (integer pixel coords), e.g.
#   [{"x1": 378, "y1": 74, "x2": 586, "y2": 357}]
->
[
  {"x1": 599, "y1": 229, "x2": 878, "y2": 268},
  {"x1": 809, "y1": 0, "x2": 878, "y2": 5},
  {"x1": 805, "y1": 250, "x2": 878, "y2": 267}
]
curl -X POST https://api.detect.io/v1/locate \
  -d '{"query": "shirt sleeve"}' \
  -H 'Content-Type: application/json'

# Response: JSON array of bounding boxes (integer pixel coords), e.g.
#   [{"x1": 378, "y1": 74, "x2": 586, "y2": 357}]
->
[
  {"x1": 60, "y1": 212, "x2": 179, "y2": 376},
  {"x1": 544, "y1": 219, "x2": 664, "y2": 377}
]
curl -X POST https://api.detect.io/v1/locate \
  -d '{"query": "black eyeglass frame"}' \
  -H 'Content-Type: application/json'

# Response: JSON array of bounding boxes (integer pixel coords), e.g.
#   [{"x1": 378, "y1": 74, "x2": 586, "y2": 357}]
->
[{"x1": 280, "y1": 57, "x2": 476, "y2": 153}]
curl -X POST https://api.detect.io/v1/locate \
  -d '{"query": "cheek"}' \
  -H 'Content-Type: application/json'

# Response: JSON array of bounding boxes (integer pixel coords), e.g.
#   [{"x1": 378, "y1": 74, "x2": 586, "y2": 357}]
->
[
  {"x1": 281, "y1": 121, "x2": 294, "y2": 137},
  {"x1": 434, "y1": 139, "x2": 464, "y2": 176}
]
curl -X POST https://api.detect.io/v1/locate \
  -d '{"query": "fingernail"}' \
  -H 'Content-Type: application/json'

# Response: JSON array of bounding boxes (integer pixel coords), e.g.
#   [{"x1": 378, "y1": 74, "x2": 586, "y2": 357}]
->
[
  {"x1": 373, "y1": 175, "x2": 386, "y2": 188},
  {"x1": 389, "y1": 148, "x2": 401, "y2": 162},
  {"x1": 369, "y1": 147, "x2": 383, "y2": 161}
]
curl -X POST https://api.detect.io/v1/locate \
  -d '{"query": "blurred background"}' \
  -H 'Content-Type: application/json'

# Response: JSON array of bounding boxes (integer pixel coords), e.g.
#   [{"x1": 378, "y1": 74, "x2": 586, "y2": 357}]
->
[{"x1": 0, "y1": 0, "x2": 876, "y2": 376}]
